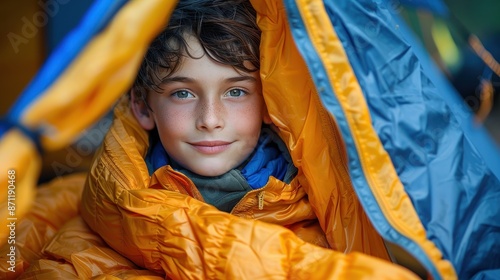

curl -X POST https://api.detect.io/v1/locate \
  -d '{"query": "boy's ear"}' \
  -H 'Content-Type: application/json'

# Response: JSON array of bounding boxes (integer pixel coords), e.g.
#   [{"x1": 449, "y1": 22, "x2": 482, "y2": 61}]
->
[
  {"x1": 262, "y1": 107, "x2": 272, "y2": 124},
  {"x1": 130, "y1": 90, "x2": 156, "y2": 130}
]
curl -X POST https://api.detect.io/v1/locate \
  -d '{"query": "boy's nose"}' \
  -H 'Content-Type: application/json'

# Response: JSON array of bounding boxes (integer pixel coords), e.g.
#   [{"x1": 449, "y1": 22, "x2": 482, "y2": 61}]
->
[{"x1": 196, "y1": 99, "x2": 225, "y2": 131}]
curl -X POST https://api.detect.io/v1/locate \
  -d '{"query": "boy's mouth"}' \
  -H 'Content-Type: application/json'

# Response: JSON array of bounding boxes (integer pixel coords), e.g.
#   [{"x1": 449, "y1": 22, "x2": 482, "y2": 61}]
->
[{"x1": 189, "y1": 141, "x2": 233, "y2": 154}]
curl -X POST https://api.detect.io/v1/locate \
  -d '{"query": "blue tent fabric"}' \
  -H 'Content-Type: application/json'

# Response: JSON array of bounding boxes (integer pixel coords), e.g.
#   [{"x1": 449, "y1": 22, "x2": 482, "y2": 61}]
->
[
  {"x1": 387, "y1": 12, "x2": 500, "y2": 280},
  {"x1": 284, "y1": 0, "x2": 500, "y2": 279}
]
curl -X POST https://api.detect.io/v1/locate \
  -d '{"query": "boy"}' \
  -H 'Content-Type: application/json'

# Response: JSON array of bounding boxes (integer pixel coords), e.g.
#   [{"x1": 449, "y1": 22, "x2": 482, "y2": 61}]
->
[{"x1": 129, "y1": 0, "x2": 297, "y2": 212}]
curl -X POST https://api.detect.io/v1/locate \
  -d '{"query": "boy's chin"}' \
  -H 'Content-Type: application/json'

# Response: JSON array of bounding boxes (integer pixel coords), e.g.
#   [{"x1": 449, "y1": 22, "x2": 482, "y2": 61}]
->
[
  {"x1": 169, "y1": 152, "x2": 246, "y2": 177},
  {"x1": 187, "y1": 161, "x2": 240, "y2": 177},
  {"x1": 195, "y1": 170, "x2": 227, "y2": 177}
]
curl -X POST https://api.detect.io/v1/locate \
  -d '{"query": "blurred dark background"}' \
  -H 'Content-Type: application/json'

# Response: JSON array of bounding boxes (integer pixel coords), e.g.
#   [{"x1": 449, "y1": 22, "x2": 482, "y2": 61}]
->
[
  {"x1": 399, "y1": 0, "x2": 500, "y2": 143},
  {"x1": 0, "y1": 0, "x2": 499, "y2": 183}
]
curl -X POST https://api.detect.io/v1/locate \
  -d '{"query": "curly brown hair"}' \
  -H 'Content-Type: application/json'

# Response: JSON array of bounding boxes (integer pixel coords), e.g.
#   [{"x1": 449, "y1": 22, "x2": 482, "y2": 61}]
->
[{"x1": 131, "y1": 0, "x2": 261, "y2": 100}]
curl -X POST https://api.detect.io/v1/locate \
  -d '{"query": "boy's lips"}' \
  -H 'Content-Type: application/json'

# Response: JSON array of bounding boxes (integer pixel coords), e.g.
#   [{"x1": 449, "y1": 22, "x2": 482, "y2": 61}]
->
[{"x1": 188, "y1": 141, "x2": 233, "y2": 154}]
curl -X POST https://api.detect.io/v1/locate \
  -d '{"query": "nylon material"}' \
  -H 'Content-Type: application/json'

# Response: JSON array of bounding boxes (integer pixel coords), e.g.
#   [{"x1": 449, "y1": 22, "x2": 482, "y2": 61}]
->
[
  {"x1": 274, "y1": 67, "x2": 347, "y2": 247},
  {"x1": 111, "y1": 193, "x2": 165, "y2": 271},
  {"x1": 281, "y1": 0, "x2": 364, "y2": 248},
  {"x1": 98, "y1": 154, "x2": 130, "y2": 200},
  {"x1": 43, "y1": 217, "x2": 105, "y2": 263},
  {"x1": 291, "y1": 220, "x2": 330, "y2": 248},
  {"x1": 115, "y1": 106, "x2": 151, "y2": 183},
  {"x1": 25, "y1": 175, "x2": 84, "y2": 232},
  {"x1": 425, "y1": 164, "x2": 500, "y2": 277},
  {"x1": 21, "y1": 0, "x2": 173, "y2": 151},
  {"x1": 287, "y1": 0, "x2": 393, "y2": 258},
  {"x1": 312, "y1": 77, "x2": 362, "y2": 251},
  {"x1": 109, "y1": 167, "x2": 229, "y2": 279},
  {"x1": 284, "y1": 0, "x2": 360, "y2": 249},
  {"x1": 101, "y1": 99, "x2": 150, "y2": 189},
  {"x1": 209, "y1": 222, "x2": 290, "y2": 279},
  {"x1": 322, "y1": 0, "x2": 426, "y2": 248},
  {"x1": 231, "y1": 177, "x2": 320, "y2": 226},
  {"x1": 0, "y1": 173, "x2": 85, "y2": 277},
  {"x1": 293, "y1": 0, "x2": 458, "y2": 278},
  {"x1": 255, "y1": 0, "x2": 323, "y2": 197},
  {"x1": 397, "y1": 8, "x2": 500, "y2": 181},
  {"x1": 405, "y1": 130, "x2": 464, "y2": 228},
  {"x1": 345, "y1": 24, "x2": 451, "y2": 280},
  {"x1": 337, "y1": 3, "x2": 500, "y2": 276},
  {"x1": 35, "y1": 47, "x2": 143, "y2": 150},
  {"x1": 321, "y1": 64, "x2": 388, "y2": 254},
  {"x1": 253, "y1": 0, "x2": 391, "y2": 259},
  {"x1": 157, "y1": 167, "x2": 205, "y2": 200},
  {"x1": 92, "y1": 271, "x2": 163, "y2": 279},
  {"x1": 18, "y1": 259, "x2": 79, "y2": 279},
  {"x1": 81, "y1": 246, "x2": 144, "y2": 277},
  {"x1": 86, "y1": 172, "x2": 140, "y2": 265},
  {"x1": 471, "y1": 269, "x2": 500, "y2": 280},
  {"x1": 452, "y1": 186, "x2": 500, "y2": 276},
  {"x1": 79, "y1": 95, "x2": 418, "y2": 278},
  {"x1": 253, "y1": 0, "x2": 313, "y2": 149},
  {"x1": 138, "y1": 191, "x2": 260, "y2": 278},
  {"x1": 71, "y1": 246, "x2": 142, "y2": 278},
  {"x1": 0, "y1": 131, "x2": 39, "y2": 243},
  {"x1": 324, "y1": 0, "x2": 498, "y2": 278}
]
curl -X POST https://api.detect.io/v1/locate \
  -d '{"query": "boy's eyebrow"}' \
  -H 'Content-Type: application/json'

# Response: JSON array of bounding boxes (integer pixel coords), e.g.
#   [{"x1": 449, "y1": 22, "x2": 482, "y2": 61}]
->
[
  {"x1": 160, "y1": 75, "x2": 257, "y2": 84},
  {"x1": 225, "y1": 75, "x2": 257, "y2": 83},
  {"x1": 160, "y1": 76, "x2": 194, "y2": 84}
]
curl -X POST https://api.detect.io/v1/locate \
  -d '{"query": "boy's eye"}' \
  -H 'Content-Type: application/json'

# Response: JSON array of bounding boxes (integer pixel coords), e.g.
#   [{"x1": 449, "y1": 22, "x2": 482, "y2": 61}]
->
[
  {"x1": 226, "y1": 89, "x2": 246, "y2": 97},
  {"x1": 172, "y1": 90, "x2": 194, "y2": 99}
]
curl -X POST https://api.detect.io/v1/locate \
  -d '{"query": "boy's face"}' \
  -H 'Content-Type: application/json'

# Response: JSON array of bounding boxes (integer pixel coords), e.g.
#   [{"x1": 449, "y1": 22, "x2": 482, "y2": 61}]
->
[{"x1": 136, "y1": 36, "x2": 269, "y2": 177}]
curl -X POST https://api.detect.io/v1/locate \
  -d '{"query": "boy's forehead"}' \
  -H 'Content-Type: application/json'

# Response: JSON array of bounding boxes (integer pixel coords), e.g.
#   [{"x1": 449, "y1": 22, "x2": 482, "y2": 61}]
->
[
  {"x1": 157, "y1": 34, "x2": 260, "y2": 81},
  {"x1": 183, "y1": 34, "x2": 205, "y2": 57},
  {"x1": 159, "y1": 58, "x2": 261, "y2": 83}
]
